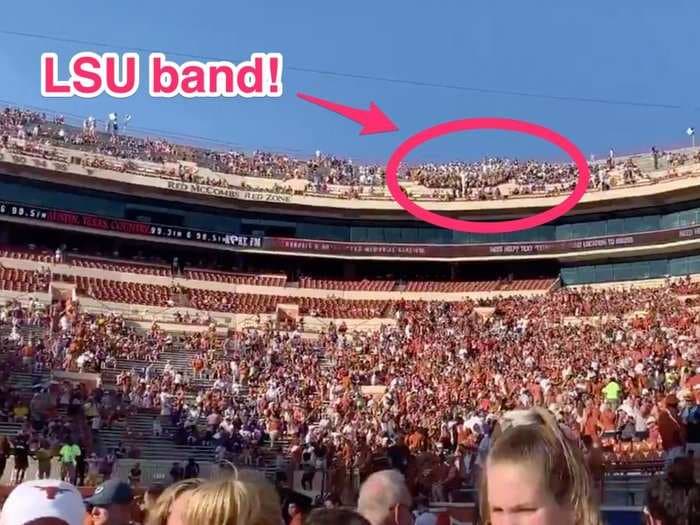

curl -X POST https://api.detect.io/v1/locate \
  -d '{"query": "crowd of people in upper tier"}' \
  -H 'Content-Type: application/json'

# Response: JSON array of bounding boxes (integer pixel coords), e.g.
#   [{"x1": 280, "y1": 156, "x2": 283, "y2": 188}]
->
[{"x1": 3, "y1": 107, "x2": 700, "y2": 202}]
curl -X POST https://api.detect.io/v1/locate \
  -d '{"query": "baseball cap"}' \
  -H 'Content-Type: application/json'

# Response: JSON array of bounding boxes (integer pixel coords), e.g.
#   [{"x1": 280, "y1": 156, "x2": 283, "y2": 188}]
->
[
  {"x1": 0, "y1": 479, "x2": 85, "y2": 525},
  {"x1": 84, "y1": 480, "x2": 133, "y2": 507}
]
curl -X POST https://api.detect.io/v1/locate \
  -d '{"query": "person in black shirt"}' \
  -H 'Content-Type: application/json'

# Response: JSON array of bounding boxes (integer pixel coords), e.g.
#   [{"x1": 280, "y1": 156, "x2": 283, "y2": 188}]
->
[
  {"x1": 0, "y1": 436, "x2": 10, "y2": 482},
  {"x1": 386, "y1": 435, "x2": 411, "y2": 474},
  {"x1": 75, "y1": 445, "x2": 87, "y2": 486},
  {"x1": 651, "y1": 146, "x2": 660, "y2": 170},
  {"x1": 170, "y1": 461, "x2": 184, "y2": 482},
  {"x1": 129, "y1": 462, "x2": 142, "y2": 487},
  {"x1": 300, "y1": 447, "x2": 317, "y2": 491},
  {"x1": 686, "y1": 389, "x2": 700, "y2": 456},
  {"x1": 174, "y1": 425, "x2": 186, "y2": 446},
  {"x1": 100, "y1": 451, "x2": 116, "y2": 481},
  {"x1": 11, "y1": 434, "x2": 29, "y2": 484},
  {"x1": 184, "y1": 457, "x2": 199, "y2": 479},
  {"x1": 93, "y1": 385, "x2": 104, "y2": 404},
  {"x1": 114, "y1": 442, "x2": 127, "y2": 459}
]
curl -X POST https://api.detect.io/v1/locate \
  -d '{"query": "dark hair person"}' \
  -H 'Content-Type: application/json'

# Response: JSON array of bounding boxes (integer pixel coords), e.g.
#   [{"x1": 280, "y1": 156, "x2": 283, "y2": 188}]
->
[
  {"x1": 304, "y1": 509, "x2": 370, "y2": 525},
  {"x1": 644, "y1": 457, "x2": 700, "y2": 525},
  {"x1": 479, "y1": 407, "x2": 601, "y2": 525}
]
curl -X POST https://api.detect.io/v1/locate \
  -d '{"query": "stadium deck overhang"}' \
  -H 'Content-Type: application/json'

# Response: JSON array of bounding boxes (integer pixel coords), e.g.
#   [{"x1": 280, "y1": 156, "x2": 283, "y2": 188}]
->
[
  {"x1": 3, "y1": 152, "x2": 700, "y2": 262},
  {"x1": 3, "y1": 152, "x2": 700, "y2": 222}
]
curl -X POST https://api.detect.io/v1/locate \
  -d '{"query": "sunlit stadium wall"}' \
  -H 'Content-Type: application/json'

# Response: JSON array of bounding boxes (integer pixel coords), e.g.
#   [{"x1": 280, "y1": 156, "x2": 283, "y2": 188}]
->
[
  {"x1": 1, "y1": 176, "x2": 700, "y2": 245},
  {"x1": 561, "y1": 253, "x2": 700, "y2": 285}
]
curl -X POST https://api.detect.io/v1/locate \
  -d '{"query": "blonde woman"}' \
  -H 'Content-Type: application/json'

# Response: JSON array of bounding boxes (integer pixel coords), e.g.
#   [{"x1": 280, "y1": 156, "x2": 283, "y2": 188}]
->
[
  {"x1": 182, "y1": 470, "x2": 282, "y2": 525},
  {"x1": 146, "y1": 478, "x2": 203, "y2": 525},
  {"x1": 479, "y1": 407, "x2": 601, "y2": 525}
]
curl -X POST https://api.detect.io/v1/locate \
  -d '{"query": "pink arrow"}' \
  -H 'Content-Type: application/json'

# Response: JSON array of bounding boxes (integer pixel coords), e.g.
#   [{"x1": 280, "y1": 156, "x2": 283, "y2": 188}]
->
[{"x1": 297, "y1": 92, "x2": 398, "y2": 135}]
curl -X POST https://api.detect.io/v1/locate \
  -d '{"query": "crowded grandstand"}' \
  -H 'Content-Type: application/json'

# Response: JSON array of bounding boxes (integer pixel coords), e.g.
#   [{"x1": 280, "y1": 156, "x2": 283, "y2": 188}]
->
[{"x1": 0, "y1": 102, "x2": 699, "y2": 525}]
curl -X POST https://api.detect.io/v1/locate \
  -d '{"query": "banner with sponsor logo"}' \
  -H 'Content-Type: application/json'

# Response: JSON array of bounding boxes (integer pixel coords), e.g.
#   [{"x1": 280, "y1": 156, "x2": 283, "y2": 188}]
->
[
  {"x1": 0, "y1": 201, "x2": 262, "y2": 249},
  {"x1": 1, "y1": 199, "x2": 700, "y2": 259},
  {"x1": 264, "y1": 226, "x2": 700, "y2": 258},
  {"x1": 264, "y1": 234, "x2": 643, "y2": 258}
]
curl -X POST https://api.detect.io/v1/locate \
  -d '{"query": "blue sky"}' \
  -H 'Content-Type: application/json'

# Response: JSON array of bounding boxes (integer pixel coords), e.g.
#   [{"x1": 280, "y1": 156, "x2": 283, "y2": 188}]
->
[{"x1": 1, "y1": 1, "x2": 698, "y2": 164}]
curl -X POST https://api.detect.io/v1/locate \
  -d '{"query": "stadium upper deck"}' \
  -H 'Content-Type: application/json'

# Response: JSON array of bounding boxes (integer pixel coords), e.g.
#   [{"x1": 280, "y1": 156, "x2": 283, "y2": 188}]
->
[{"x1": 2, "y1": 106, "x2": 700, "y2": 215}]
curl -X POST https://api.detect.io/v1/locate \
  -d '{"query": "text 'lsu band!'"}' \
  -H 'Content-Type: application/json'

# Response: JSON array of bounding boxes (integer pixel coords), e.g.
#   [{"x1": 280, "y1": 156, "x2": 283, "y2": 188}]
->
[{"x1": 41, "y1": 52, "x2": 284, "y2": 99}]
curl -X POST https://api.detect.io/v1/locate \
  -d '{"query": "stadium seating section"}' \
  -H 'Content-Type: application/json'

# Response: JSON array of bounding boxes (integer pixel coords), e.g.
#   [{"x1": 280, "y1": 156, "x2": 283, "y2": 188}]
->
[
  {"x1": 404, "y1": 278, "x2": 552, "y2": 293},
  {"x1": 300, "y1": 277, "x2": 395, "y2": 292},
  {"x1": 184, "y1": 269, "x2": 286, "y2": 287},
  {"x1": 0, "y1": 267, "x2": 49, "y2": 293},
  {"x1": 72, "y1": 257, "x2": 171, "y2": 276},
  {"x1": 0, "y1": 246, "x2": 53, "y2": 263}
]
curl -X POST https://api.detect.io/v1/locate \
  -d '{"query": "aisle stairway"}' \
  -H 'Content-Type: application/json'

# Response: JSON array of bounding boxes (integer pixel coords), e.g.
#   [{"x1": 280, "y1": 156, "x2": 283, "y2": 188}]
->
[
  {"x1": 98, "y1": 337, "x2": 216, "y2": 463},
  {"x1": 0, "y1": 320, "x2": 303, "y2": 483},
  {"x1": 96, "y1": 409, "x2": 216, "y2": 463},
  {"x1": 98, "y1": 332, "x2": 293, "y2": 479},
  {"x1": 0, "y1": 323, "x2": 47, "y2": 345},
  {"x1": 0, "y1": 323, "x2": 51, "y2": 390}
]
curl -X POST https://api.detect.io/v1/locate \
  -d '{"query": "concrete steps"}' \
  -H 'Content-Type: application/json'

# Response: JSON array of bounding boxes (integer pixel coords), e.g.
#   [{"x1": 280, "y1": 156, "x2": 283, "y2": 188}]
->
[
  {"x1": 0, "y1": 321, "x2": 304, "y2": 482},
  {"x1": 97, "y1": 339, "x2": 291, "y2": 474}
]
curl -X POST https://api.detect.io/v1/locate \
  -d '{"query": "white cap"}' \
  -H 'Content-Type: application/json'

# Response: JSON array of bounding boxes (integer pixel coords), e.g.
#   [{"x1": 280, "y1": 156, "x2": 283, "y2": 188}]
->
[{"x1": 0, "y1": 479, "x2": 85, "y2": 525}]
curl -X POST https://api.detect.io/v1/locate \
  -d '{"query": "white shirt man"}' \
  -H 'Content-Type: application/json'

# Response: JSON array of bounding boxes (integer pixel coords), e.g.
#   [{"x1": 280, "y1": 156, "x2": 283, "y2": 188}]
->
[
  {"x1": 221, "y1": 417, "x2": 234, "y2": 434},
  {"x1": 153, "y1": 418, "x2": 163, "y2": 437},
  {"x1": 231, "y1": 378, "x2": 241, "y2": 395},
  {"x1": 159, "y1": 392, "x2": 172, "y2": 416},
  {"x1": 9, "y1": 327, "x2": 21, "y2": 343}
]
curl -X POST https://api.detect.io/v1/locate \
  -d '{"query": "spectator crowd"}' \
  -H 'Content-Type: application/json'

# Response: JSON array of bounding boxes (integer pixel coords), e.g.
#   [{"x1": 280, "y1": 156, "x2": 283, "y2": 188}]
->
[
  {"x1": 2, "y1": 276, "x2": 700, "y2": 508},
  {"x1": 3, "y1": 106, "x2": 700, "y2": 203}
]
